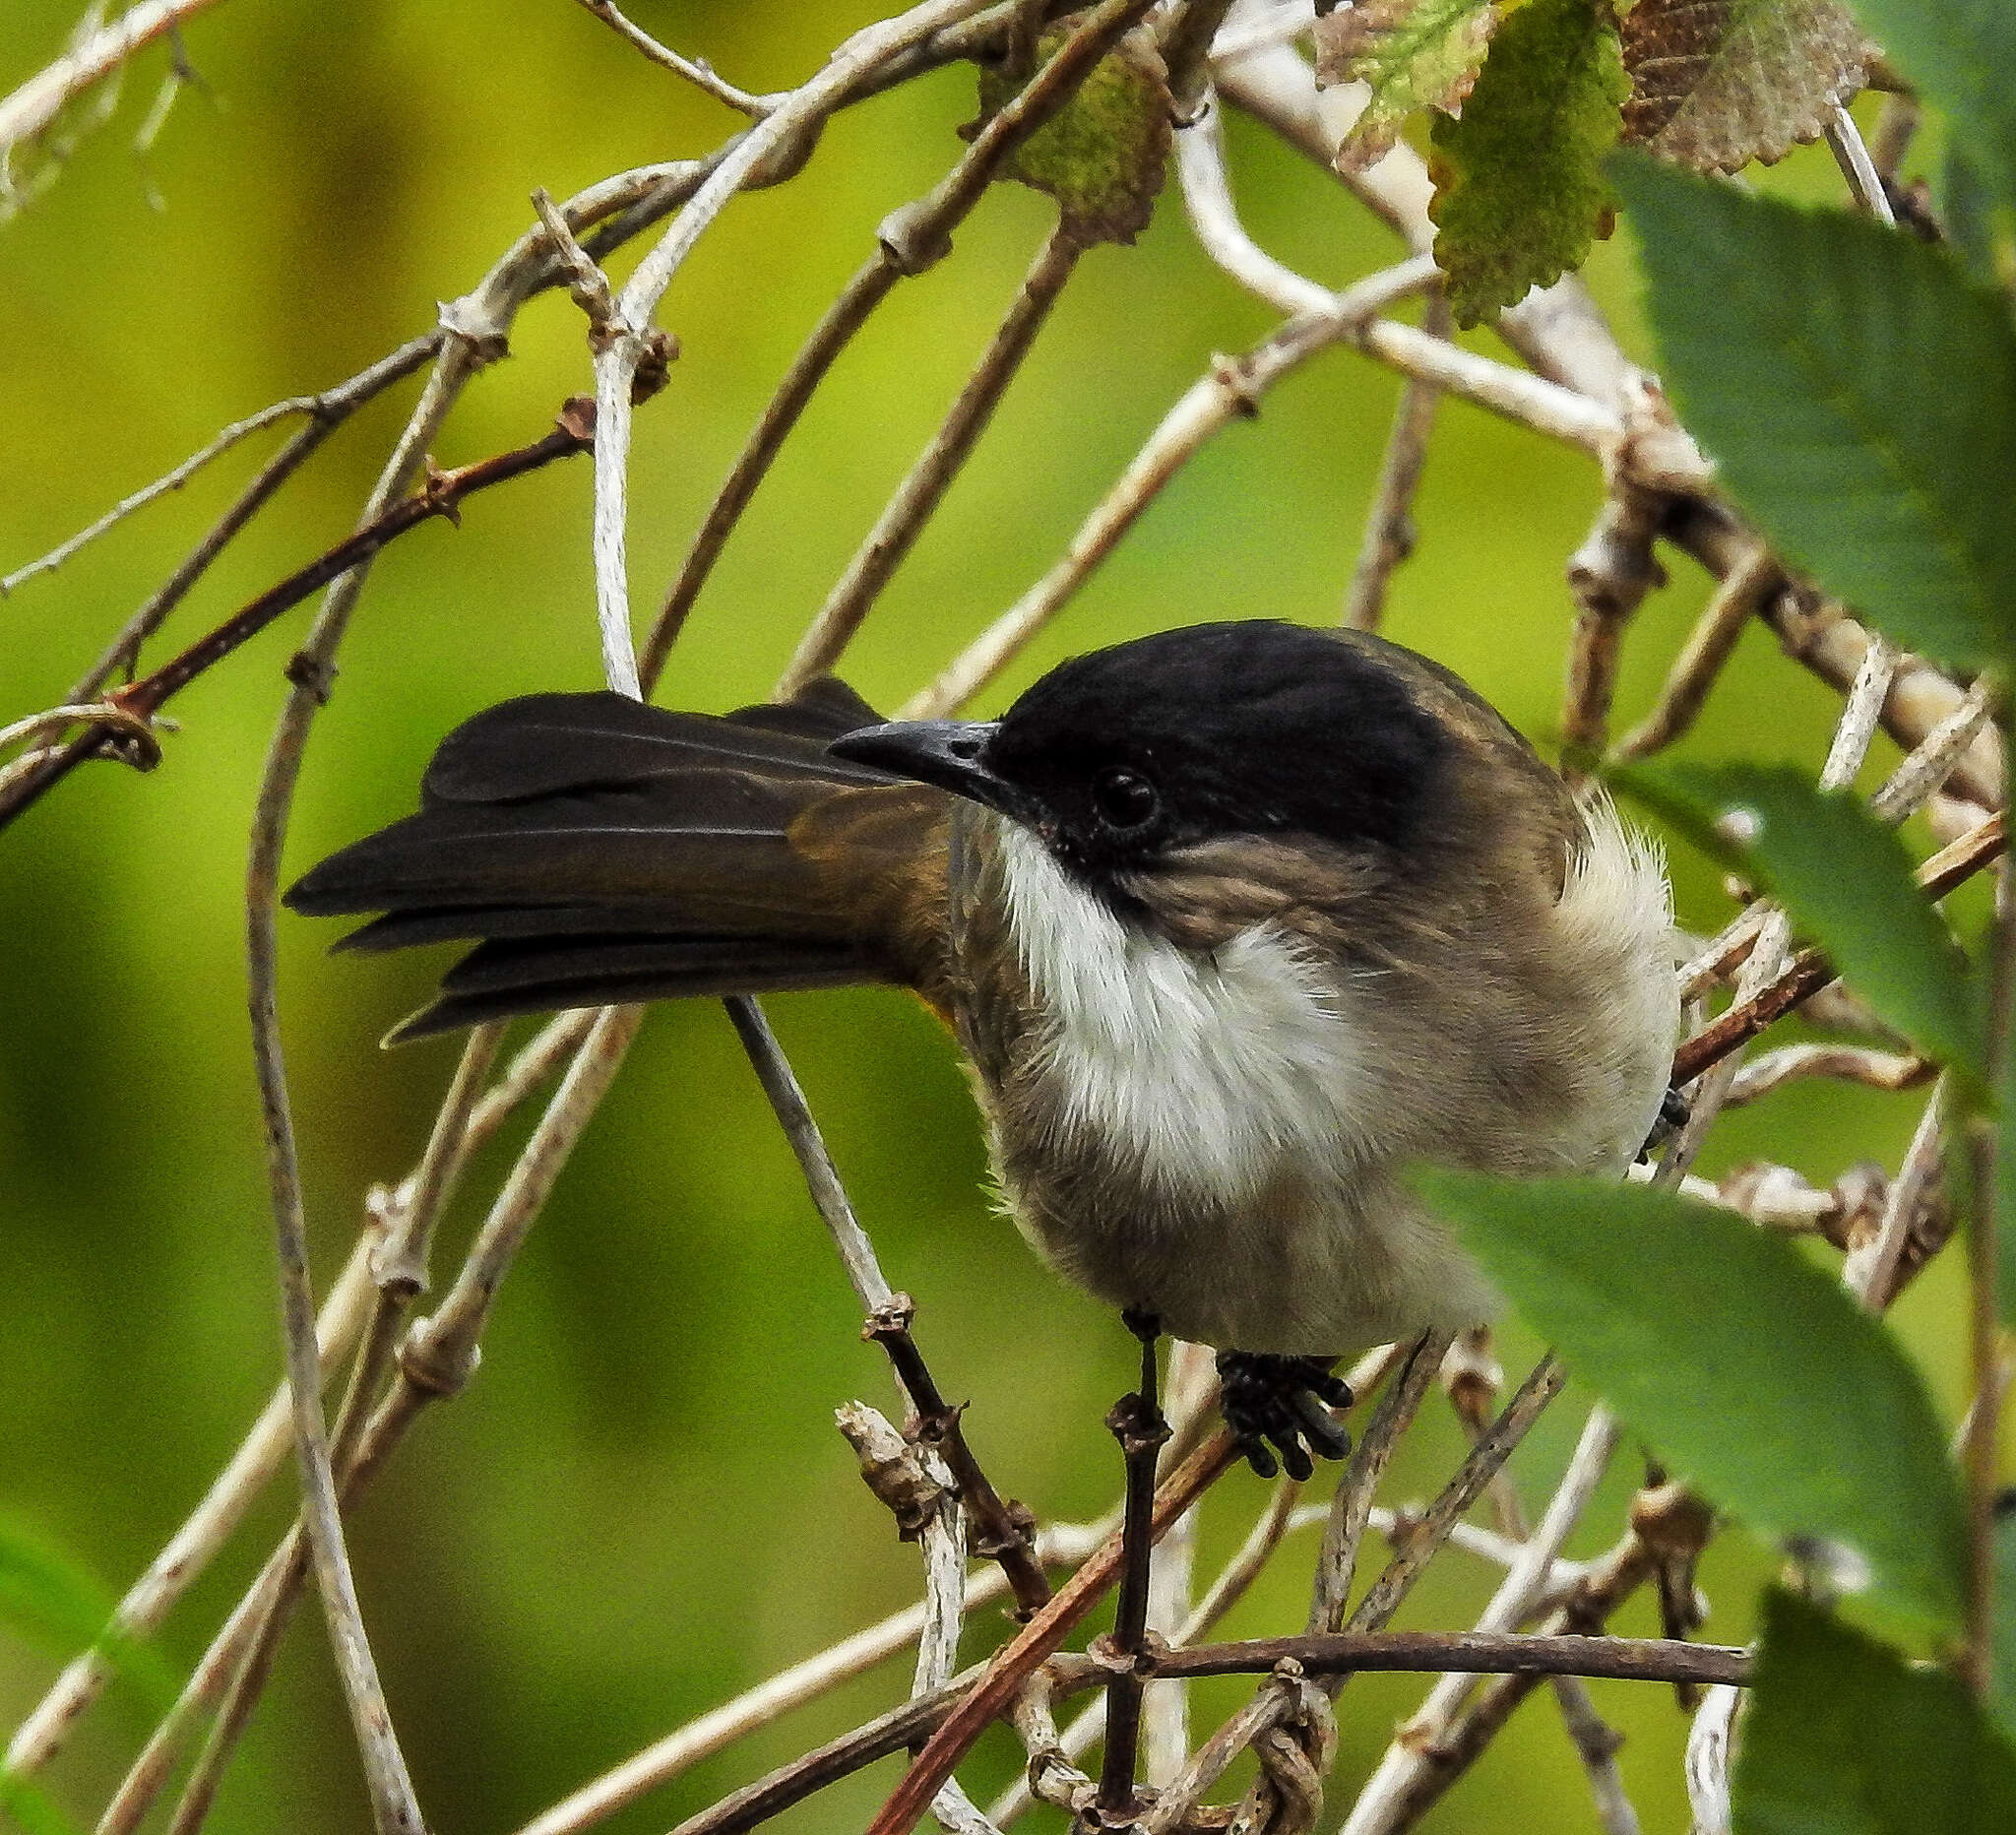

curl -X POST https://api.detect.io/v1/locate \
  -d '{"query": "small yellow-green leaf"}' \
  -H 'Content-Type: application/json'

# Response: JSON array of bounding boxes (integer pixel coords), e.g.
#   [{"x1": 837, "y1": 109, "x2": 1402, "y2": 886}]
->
[
  {"x1": 1617, "y1": 760, "x2": 1985, "y2": 1080},
  {"x1": 1316, "y1": 0, "x2": 1502, "y2": 171},
  {"x1": 974, "y1": 27, "x2": 1171, "y2": 245},
  {"x1": 1421, "y1": 1172, "x2": 1969, "y2": 1633},
  {"x1": 0, "y1": 1517, "x2": 177, "y2": 1715},
  {"x1": 1427, "y1": 0, "x2": 1629, "y2": 326},
  {"x1": 1735, "y1": 1590, "x2": 2016, "y2": 1832}
]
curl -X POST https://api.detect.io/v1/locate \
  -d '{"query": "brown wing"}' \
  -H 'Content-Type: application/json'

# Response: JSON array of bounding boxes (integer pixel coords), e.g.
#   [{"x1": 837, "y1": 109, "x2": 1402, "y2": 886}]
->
[{"x1": 285, "y1": 682, "x2": 954, "y2": 1040}]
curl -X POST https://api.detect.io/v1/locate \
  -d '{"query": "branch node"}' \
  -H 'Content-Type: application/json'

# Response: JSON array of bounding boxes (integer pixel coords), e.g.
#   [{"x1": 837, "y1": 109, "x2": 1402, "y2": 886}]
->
[
  {"x1": 398, "y1": 1318, "x2": 480, "y2": 1400},
  {"x1": 434, "y1": 294, "x2": 511, "y2": 366},
  {"x1": 282, "y1": 652, "x2": 338, "y2": 703},
  {"x1": 862, "y1": 1291, "x2": 918, "y2": 1343},
  {"x1": 877, "y1": 199, "x2": 955, "y2": 276},
  {"x1": 1209, "y1": 349, "x2": 1261, "y2": 416},
  {"x1": 629, "y1": 328, "x2": 680, "y2": 404}
]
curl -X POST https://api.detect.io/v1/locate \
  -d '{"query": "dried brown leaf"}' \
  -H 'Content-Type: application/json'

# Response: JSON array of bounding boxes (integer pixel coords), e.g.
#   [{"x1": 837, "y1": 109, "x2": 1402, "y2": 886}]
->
[{"x1": 1620, "y1": 0, "x2": 1869, "y2": 173}]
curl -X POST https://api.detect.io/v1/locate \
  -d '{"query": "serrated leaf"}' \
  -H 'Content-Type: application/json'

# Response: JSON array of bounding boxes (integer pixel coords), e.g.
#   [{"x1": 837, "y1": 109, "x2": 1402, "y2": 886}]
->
[
  {"x1": 1427, "y1": 0, "x2": 1628, "y2": 327},
  {"x1": 1616, "y1": 761, "x2": 1984, "y2": 1080},
  {"x1": 1616, "y1": 156, "x2": 2016, "y2": 670},
  {"x1": 1734, "y1": 1590, "x2": 2016, "y2": 1833},
  {"x1": 1315, "y1": 0, "x2": 1501, "y2": 172},
  {"x1": 1845, "y1": 0, "x2": 2016, "y2": 226},
  {"x1": 1619, "y1": 0, "x2": 1868, "y2": 173},
  {"x1": 974, "y1": 26, "x2": 1170, "y2": 244},
  {"x1": 1420, "y1": 1171, "x2": 1969, "y2": 1632}
]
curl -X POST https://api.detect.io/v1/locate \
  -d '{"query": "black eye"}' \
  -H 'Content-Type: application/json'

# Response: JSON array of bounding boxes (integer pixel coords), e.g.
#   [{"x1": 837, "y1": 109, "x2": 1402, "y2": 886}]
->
[{"x1": 1091, "y1": 766, "x2": 1160, "y2": 831}]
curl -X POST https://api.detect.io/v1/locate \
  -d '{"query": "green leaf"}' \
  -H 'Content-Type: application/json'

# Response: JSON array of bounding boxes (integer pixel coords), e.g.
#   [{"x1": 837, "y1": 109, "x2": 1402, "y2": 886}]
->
[
  {"x1": 1427, "y1": 0, "x2": 1629, "y2": 326},
  {"x1": 1421, "y1": 1171, "x2": 1968, "y2": 1632},
  {"x1": 1734, "y1": 1589, "x2": 2016, "y2": 1833},
  {"x1": 1939, "y1": 141, "x2": 2003, "y2": 285},
  {"x1": 1617, "y1": 760, "x2": 1985, "y2": 1079},
  {"x1": 1619, "y1": 0, "x2": 1869, "y2": 173},
  {"x1": 973, "y1": 28, "x2": 1170, "y2": 245},
  {"x1": 0, "y1": 1517, "x2": 176, "y2": 1715},
  {"x1": 1844, "y1": 0, "x2": 2016, "y2": 227},
  {"x1": 1615, "y1": 156, "x2": 2016, "y2": 671},
  {"x1": 1993, "y1": 1498, "x2": 2016, "y2": 1743},
  {"x1": 1315, "y1": 0, "x2": 1502, "y2": 171}
]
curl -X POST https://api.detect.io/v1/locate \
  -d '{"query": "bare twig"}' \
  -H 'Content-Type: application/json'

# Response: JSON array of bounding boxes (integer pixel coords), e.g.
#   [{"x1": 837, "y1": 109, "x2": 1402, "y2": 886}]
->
[
  {"x1": 1844, "y1": 1078, "x2": 1949, "y2": 1310},
  {"x1": 0, "y1": 402, "x2": 598, "y2": 830},
  {"x1": 723, "y1": 998, "x2": 1050, "y2": 1616},
  {"x1": 1562, "y1": 481, "x2": 1669, "y2": 773},
  {"x1": 1671, "y1": 809, "x2": 2008, "y2": 1086},
  {"x1": 1610, "y1": 546, "x2": 1780, "y2": 762},
  {"x1": 0, "y1": 0, "x2": 225, "y2": 160},
  {"x1": 1825, "y1": 102, "x2": 1896, "y2": 224},
  {"x1": 569, "y1": 0, "x2": 777, "y2": 115},
  {"x1": 1345, "y1": 293, "x2": 1450, "y2": 632},
  {"x1": 904, "y1": 255, "x2": 1439, "y2": 718},
  {"x1": 1726, "y1": 1044, "x2": 1932, "y2": 1108},
  {"x1": 1685, "y1": 1684, "x2": 1739, "y2": 1835},
  {"x1": 1096, "y1": 1335, "x2": 1171, "y2": 1818},
  {"x1": 638, "y1": 0, "x2": 1160, "y2": 690},
  {"x1": 863, "y1": 1429, "x2": 1245, "y2": 1835},
  {"x1": 587, "y1": 0, "x2": 1002, "y2": 695},
  {"x1": 1151, "y1": 1632, "x2": 1748, "y2": 1688},
  {"x1": 779, "y1": 220, "x2": 1086, "y2": 695}
]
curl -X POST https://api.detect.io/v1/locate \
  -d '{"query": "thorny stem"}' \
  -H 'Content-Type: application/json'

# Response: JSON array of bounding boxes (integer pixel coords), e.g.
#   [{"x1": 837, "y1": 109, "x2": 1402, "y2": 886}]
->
[{"x1": 0, "y1": 404, "x2": 599, "y2": 832}]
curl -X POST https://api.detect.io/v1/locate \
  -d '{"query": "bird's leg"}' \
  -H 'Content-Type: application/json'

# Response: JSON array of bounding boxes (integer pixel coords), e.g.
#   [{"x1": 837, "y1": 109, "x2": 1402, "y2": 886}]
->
[
  {"x1": 1098, "y1": 1308, "x2": 1170, "y2": 1819},
  {"x1": 1216, "y1": 1351, "x2": 1354, "y2": 1481},
  {"x1": 1638, "y1": 1083, "x2": 1692, "y2": 1162}
]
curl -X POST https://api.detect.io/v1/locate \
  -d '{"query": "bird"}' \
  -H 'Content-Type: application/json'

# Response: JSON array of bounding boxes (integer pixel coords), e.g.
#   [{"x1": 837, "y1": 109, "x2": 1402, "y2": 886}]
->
[{"x1": 287, "y1": 619, "x2": 1678, "y2": 1478}]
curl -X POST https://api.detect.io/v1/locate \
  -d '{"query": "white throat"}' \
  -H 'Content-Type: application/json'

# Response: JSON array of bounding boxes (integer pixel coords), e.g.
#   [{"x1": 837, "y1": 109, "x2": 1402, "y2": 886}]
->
[{"x1": 992, "y1": 823, "x2": 1365, "y2": 1208}]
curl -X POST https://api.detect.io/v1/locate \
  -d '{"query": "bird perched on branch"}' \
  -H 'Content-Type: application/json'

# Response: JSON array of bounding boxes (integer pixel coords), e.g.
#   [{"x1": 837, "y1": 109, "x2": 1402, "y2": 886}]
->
[{"x1": 289, "y1": 620, "x2": 1677, "y2": 1478}]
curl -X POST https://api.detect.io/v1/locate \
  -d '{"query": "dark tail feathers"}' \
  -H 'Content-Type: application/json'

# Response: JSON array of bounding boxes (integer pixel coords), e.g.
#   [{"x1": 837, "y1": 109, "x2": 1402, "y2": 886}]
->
[{"x1": 286, "y1": 680, "x2": 944, "y2": 1042}]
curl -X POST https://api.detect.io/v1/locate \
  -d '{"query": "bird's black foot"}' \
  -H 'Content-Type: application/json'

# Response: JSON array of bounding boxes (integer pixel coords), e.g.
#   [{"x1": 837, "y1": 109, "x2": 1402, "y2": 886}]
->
[
  {"x1": 1638, "y1": 1084, "x2": 1692, "y2": 1163},
  {"x1": 1216, "y1": 1351, "x2": 1353, "y2": 1481}
]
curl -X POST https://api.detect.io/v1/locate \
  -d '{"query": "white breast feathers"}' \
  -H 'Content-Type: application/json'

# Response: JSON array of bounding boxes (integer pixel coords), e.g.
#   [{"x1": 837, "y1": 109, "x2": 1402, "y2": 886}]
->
[{"x1": 992, "y1": 823, "x2": 1367, "y2": 1211}]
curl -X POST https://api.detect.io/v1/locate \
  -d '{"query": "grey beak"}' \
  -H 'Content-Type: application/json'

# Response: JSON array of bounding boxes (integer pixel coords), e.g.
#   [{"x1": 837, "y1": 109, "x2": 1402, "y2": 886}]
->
[{"x1": 828, "y1": 720, "x2": 1030, "y2": 820}]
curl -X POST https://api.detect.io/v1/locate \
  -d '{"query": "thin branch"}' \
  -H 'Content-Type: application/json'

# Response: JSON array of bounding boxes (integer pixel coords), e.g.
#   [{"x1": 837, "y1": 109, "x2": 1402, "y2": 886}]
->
[
  {"x1": 903, "y1": 255, "x2": 1439, "y2": 718},
  {"x1": 862, "y1": 1429, "x2": 1245, "y2": 1835},
  {"x1": 1845, "y1": 1078, "x2": 1949, "y2": 1311},
  {"x1": 1309, "y1": 1330, "x2": 1451, "y2": 1634},
  {"x1": 723, "y1": 997, "x2": 1051, "y2": 1616},
  {"x1": 569, "y1": 0, "x2": 777, "y2": 115},
  {"x1": 638, "y1": 0, "x2": 1160, "y2": 691},
  {"x1": 1726, "y1": 1044, "x2": 1932, "y2": 1108},
  {"x1": 1345, "y1": 293, "x2": 1450, "y2": 632},
  {"x1": 1610, "y1": 545, "x2": 1780, "y2": 763},
  {"x1": 1343, "y1": 1354, "x2": 1569, "y2": 1641},
  {"x1": 0, "y1": 0, "x2": 226, "y2": 159},
  {"x1": 1096, "y1": 1339, "x2": 1170, "y2": 1818},
  {"x1": 778, "y1": 220, "x2": 1086, "y2": 695},
  {"x1": 0, "y1": 401, "x2": 598, "y2": 831},
  {"x1": 1671, "y1": 809, "x2": 2008, "y2": 1086},
  {"x1": 1685, "y1": 1684, "x2": 1740, "y2": 1835},
  {"x1": 2, "y1": 389, "x2": 374, "y2": 600},
  {"x1": 1825, "y1": 101, "x2": 1896, "y2": 223},
  {"x1": 587, "y1": 0, "x2": 1002, "y2": 690},
  {"x1": 1151, "y1": 1632, "x2": 1749, "y2": 1689},
  {"x1": 1562, "y1": 480, "x2": 1669, "y2": 773}
]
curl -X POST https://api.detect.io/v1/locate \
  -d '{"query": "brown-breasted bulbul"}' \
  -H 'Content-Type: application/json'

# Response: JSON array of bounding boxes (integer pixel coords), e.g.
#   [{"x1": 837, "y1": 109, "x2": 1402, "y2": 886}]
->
[{"x1": 288, "y1": 619, "x2": 1678, "y2": 1477}]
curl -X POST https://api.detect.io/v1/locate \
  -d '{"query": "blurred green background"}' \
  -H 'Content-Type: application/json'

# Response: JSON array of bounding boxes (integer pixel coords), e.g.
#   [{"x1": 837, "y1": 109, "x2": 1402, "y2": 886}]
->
[{"x1": 0, "y1": 7, "x2": 1990, "y2": 1832}]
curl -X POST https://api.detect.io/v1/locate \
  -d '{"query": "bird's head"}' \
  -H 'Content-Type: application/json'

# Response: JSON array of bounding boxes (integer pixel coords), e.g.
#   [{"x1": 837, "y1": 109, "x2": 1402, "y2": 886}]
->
[{"x1": 827, "y1": 620, "x2": 1470, "y2": 918}]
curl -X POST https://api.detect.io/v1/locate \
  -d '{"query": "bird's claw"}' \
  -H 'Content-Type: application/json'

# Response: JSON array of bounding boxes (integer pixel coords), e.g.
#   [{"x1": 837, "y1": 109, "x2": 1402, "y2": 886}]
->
[{"x1": 1216, "y1": 1351, "x2": 1353, "y2": 1481}]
